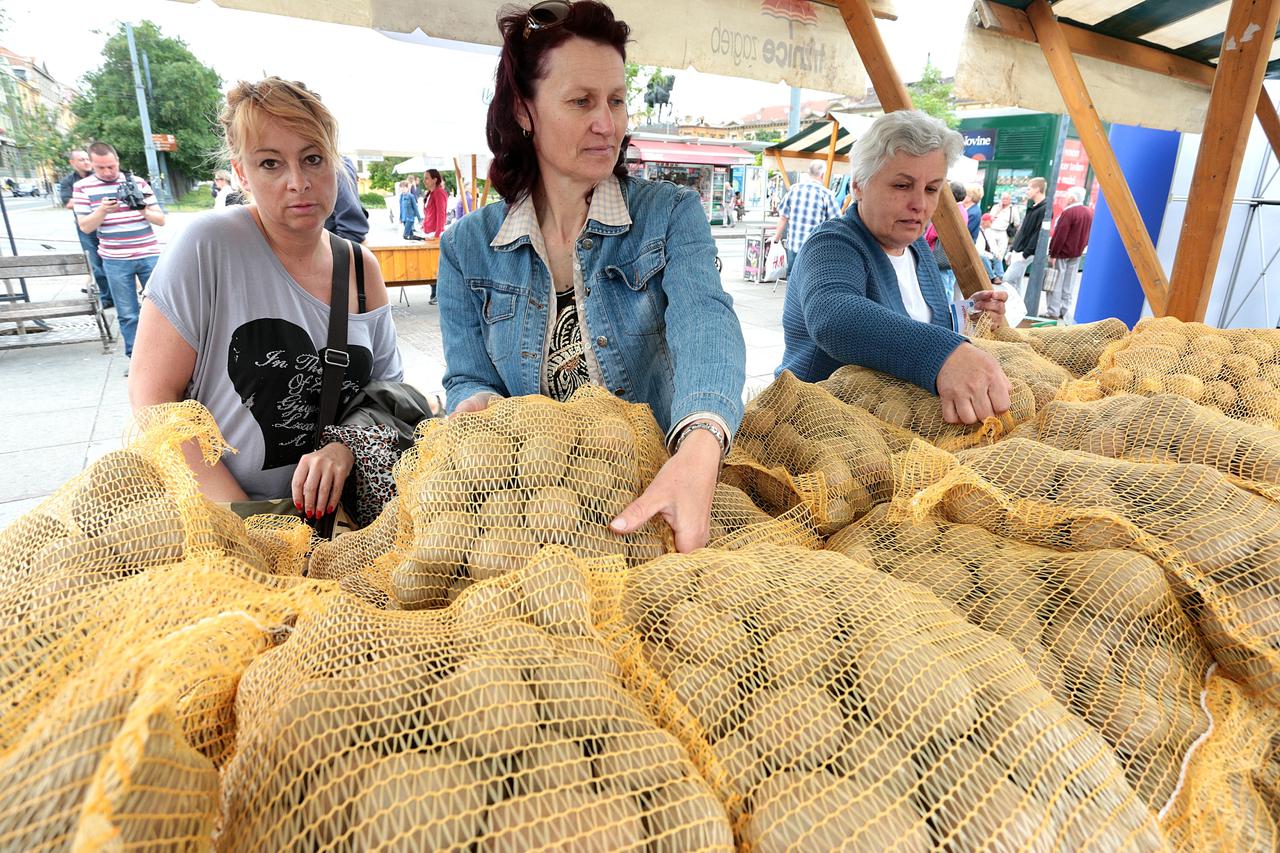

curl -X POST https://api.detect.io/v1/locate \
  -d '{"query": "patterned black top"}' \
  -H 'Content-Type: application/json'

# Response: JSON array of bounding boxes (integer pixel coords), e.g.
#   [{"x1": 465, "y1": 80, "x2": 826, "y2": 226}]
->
[{"x1": 545, "y1": 288, "x2": 591, "y2": 401}]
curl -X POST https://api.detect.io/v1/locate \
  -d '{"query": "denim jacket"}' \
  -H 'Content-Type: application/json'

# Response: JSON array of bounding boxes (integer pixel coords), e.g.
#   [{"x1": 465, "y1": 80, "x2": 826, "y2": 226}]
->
[{"x1": 438, "y1": 176, "x2": 746, "y2": 438}]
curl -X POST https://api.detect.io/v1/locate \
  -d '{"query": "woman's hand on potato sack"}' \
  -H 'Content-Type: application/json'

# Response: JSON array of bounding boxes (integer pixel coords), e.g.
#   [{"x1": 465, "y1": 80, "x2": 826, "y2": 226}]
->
[
  {"x1": 291, "y1": 441, "x2": 355, "y2": 518},
  {"x1": 970, "y1": 289, "x2": 1008, "y2": 328},
  {"x1": 454, "y1": 392, "x2": 503, "y2": 414},
  {"x1": 936, "y1": 342, "x2": 1013, "y2": 425},
  {"x1": 610, "y1": 427, "x2": 721, "y2": 553}
]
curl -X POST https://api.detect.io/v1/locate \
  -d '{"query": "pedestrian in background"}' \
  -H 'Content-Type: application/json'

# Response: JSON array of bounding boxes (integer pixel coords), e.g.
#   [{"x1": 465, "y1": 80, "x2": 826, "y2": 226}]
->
[
  {"x1": 399, "y1": 180, "x2": 420, "y2": 240},
  {"x1": 772, "y1": 160, "x2": 840, "y2": 278},
  {"x1": 1046, "y1": 185, "x2": 1094, "y2": 321},
  {"x1": 1003, "y1": 176, "x2": 1048, "y2": 296},
  {"x1": 57, "y1": 148, "x2": 112, "y2": 309},
  {"x1": 420, "y1": 168, "x2": 448, "y2": 305}
]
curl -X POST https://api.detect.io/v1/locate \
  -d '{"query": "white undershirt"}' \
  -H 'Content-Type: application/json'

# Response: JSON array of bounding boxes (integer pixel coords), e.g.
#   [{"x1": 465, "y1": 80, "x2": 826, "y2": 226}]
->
[{"x1": 885, "y1": 248, "x2": 931, "y2": 323}]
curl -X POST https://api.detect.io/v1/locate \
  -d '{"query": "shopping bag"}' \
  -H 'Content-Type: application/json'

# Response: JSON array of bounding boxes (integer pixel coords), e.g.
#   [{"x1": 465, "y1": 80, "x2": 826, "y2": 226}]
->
[
  {"x1": 763, "y1": 239, "x2": 788, "y2": 282},
  {"x1": 1041, "y1": 263, "x2": 1060, "y2": 294}
]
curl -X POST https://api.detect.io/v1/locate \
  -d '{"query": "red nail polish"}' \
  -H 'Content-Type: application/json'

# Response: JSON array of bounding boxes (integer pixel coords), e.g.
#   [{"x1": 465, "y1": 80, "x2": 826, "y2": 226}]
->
[
  {"x1": 295, "y1": 501, "x2": 302, "y2": 510},
  {"x1": 305, "y1": 509, "x2": 313, "y2": 518}
]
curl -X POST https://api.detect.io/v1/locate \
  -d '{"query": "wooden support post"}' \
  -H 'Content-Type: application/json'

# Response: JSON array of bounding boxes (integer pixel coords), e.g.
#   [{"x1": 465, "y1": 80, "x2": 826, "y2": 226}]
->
[
  {"x1": 1025, "y1": 0, "x2": 1170, "y2": 315},
  {"x1": 824, "y1": 119, "x2": 839, "y2": 187},
  {"x1": 834, "y1": 0, "x2": 989, "y2": 298},
  {"x1": 470, "y1": 154, "x2": 478, "y2": 211},
  {"x1": 452, "y1": 157, "x2": 467, "y2": 214},
  {"x1": 1257, "y1": 91, "x2": 1280, "y2": 167},
  {"x1": 1168, "y1": 0, "x2": 1280, "y2": 322},
  {"x1": 772, "y1": 149, "x2": 791, "y2": 188}
]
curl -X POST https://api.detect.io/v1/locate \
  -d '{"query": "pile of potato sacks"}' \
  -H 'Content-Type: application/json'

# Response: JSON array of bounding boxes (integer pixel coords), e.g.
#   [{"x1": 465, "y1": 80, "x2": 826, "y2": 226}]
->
[{"x1": 3, "y1": 318, "x2": 1280, "y2": 850}]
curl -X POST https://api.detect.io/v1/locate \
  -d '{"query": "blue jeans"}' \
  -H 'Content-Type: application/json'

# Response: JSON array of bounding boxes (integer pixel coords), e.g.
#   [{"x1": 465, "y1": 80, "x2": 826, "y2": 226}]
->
[
  {"x1": 402, "y1": 218, "x2": 417, "y2": 240},
  {"x1": 785, "y1": 247, "x2": 797, "y2": 279},
  {"x1": 102, "y1": 255, "x2": 157, "y2": 357},
  {"x1": 76, "y1": 228, "x2": 112, "y2": 305}
]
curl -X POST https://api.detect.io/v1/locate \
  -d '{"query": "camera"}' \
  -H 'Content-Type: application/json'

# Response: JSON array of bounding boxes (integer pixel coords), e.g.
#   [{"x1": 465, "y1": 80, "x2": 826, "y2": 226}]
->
[{"x1": 115, "y1": 171, "x2": 148, "y2": 210}]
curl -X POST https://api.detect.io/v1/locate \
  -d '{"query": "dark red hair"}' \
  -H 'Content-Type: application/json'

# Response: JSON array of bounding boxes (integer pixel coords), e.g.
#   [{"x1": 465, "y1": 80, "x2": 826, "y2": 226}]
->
[{"x1": 487, "y1": 1, "x2": 631, "y2": 204}]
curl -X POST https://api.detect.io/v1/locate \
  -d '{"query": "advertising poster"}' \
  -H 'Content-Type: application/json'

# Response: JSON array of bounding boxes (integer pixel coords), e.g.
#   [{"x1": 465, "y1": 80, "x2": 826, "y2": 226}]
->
[
  {"x1": 962, "y1": 128, "x2": 997, "y2": 161},
  {"x1": 1054, "y1": 138, "x2": 1091, "y2": 222}
]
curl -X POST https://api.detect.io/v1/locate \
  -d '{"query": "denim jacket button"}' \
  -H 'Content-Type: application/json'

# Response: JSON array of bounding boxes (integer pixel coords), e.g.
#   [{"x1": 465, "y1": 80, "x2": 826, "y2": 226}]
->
[
  {"x1": 613, "y1": 387, "x2": 625, "y2": 396},
  {"x1": 584, "y1": 287, "x2": 591, "y2": 297},
  {"x1": 596, "y1": 335, "x2": 609, "y2": 348},
  {"x1": 581, "y1": 237, "x2": 594, "y2": 250}
]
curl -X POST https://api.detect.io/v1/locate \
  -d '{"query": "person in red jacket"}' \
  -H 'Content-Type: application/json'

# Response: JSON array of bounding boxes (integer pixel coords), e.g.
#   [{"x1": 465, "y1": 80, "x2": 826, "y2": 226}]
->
[
  {"x1": 420, "y1": 168, "x2": 448, "y2": 304},
  {"x1": 1046, "y1": 185, "x2": 1093, "y2": 321}
]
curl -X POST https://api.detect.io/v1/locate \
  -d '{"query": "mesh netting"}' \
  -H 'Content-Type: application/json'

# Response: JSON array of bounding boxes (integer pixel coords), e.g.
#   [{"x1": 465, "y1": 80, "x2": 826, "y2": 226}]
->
[
  {"x1": 996, "y1": 318, "x2": 1132, "y2": 378},
  {"x1": 1091, "y1": 317, "x2": 1280, "y2": 426}
]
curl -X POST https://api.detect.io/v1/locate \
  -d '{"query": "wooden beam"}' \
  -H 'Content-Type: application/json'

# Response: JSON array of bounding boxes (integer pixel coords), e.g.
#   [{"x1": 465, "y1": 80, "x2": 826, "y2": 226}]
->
[
  {"x1": 763, "y1": 150, "x2": 851, "y2": 163},
  {"x1": 834, "y1": 0, "x2": 988, "y2": 298},
  {"x1": 1255, "y1": 89, "x2": 1280, "y2": 167},
  {"x1": 772, "y1": 149, "x2": 792, "y2": 188},
  {"x1": 1167, "y1": 0, "x2": 1280, "y2": 322},
  {"x1": 1025, "y1": 0, "x2": 1170, "y2": 315},
  {"x1": 976, "y1": 2, "x2": 1216, "y2": 89},
  {"x1": 452, "y1": 157, "x2": 467, "y2": 214},
  {"x1": 824, "y1": 120, "x2": 840, "y2": 187},
  {"x1": 470, "y1": 154, "x2": 478, "y2": 211}
]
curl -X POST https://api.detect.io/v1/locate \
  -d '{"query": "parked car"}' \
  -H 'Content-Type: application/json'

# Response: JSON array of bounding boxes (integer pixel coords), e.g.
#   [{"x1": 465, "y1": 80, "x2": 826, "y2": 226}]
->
[{"x1": 3, "y1": 179, "x2": 42, "y2": 197}]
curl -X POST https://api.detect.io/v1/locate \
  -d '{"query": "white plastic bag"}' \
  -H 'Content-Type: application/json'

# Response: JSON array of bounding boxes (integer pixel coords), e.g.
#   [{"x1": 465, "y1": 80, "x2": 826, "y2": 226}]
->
[{"x1": 762, "y1": 240, "x2": 788, "y2": 282}]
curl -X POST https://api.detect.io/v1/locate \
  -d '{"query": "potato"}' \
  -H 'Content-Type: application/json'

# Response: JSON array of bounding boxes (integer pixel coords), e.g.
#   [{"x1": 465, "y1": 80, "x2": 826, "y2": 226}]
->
[
  {"x1": 645, "y1": 776, "x2": 735, "y2": 853},
  {"x1": 743, "y1": 683, "x2": 847, "y2": 766},
  {"x1": 71, "y1": 449, "x2": 167, "y2": 538},
  {"x1": 1234, "y1": 337, "x2": 1275, "y2": 363},
  {"x1": 855, "y1": 635, "x2": 979, "y2": 742},
  {"x1": 520, "y1": 548, "x2": 591, "y2": 634},
  {"x1": 513, "y1": 736, "x2": 594, "y2": 796},
  {"x1": 392, "y1": 511, "x2": 477, "y2": 607},
  {"x1": 1221, "y1": 353, "x2": 1260, "y2": 385},
  {"x1": 576, "y1": 416, "x2": 634, "y2": 460},
  {"x1": 351, "y1": 749, "x2": 486, "y2": 849},
  {"x1": 479, "y1": 490, "x2": 525, "y2": 535},
  {"x1": 523, "y1": 486, "x2": 581, "y2": 545},
  {"x1": 744, "y1": 770, "x2": 931, "y2": 853},
  {"x1": 664, "y1": 598, "x2": 754, "y2": 673},
  {"x1": 874, "y1": 399, "x2": 915, "y2": 430},
  {"x1": 516, "y1": 432, "x2": 570, "y2": 488},
  {"x1": 1098, "y1": 366, "x2": 1134, "y2": 393},
  {"x1": 532, "y1": 655, "x2": 638, "y2": 739},
  {"x1": 1161, "y1": 374, "x2": 1204, "y2": 402},
  {"x1": 667, "y1": 659, "x2": 745, "y2": 736},
  {"x1": 468, "y1": 528, "x2": 540, "y2": 581},
  {"x1": 0, "y1": 511, "x2": 70, "y2": 584},
  {"x1": 481, "y1": 786, "x2": 644, "y2": 852},
  {"x1": 1187, "y1": 333, "x2": 1233, "y2": 357},
  {"x1": 592, "y1": 728, "x2": 691, "y2": 793},
  {"x1": 453, "y1": 430, "x2": 516, "y2": 491},
  {"x1": 430, "y1": 658, "x2": 540, "y2": 756},
  {"x1": 922, "y1": 740, "x2": 1056, "y2": 853},
  {"x1": 1047, "y1": 550, "x2": 1173, "y2": 619}
]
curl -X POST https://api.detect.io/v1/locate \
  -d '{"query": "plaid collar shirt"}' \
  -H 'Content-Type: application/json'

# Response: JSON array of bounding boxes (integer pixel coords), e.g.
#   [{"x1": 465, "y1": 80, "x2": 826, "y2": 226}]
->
[{"x1": 779, "y1": 177, "x2": 841, "y2": 251}]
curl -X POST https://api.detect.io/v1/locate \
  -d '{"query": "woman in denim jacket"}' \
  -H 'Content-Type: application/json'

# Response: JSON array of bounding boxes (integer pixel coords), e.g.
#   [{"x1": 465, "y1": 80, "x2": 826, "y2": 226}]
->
[{"x1": 438, "y1": 0, "x2": 746, "y2": 552}]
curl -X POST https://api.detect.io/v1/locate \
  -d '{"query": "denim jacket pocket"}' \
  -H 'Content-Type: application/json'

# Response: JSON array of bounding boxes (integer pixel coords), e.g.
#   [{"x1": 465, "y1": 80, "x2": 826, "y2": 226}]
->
[
  {"x1": 602, "y1": 242, "x2": 666, "y2": 336},
  {"x1": 467, "y1": 278, "x2": 523, "y2": 365},
  {"x1": 467, "y1": 278, "x2": 521, "y2": 323}
]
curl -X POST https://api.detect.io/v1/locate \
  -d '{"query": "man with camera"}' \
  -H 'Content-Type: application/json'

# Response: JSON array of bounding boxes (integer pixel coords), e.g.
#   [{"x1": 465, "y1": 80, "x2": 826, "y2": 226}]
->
[{"x1": 72, "y1": 141, "x2": 165, "y2": 366}]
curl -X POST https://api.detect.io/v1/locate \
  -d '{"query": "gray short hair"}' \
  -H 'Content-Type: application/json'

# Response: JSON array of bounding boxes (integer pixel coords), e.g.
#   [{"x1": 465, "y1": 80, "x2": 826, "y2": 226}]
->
[
  {"x1": 807, "y1": 160, "x2": 826, "y2": 179},
  {"x1": 850, "y1": 110, "x2": 964, "y2": 188},
  {"x1": 1068, "y1": 185, "x2": 1087, "y2": 204}
]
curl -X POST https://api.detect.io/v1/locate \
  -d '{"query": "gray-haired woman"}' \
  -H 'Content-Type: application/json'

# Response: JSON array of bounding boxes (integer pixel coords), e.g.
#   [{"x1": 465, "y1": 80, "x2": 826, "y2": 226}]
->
[{"x1": 776, "y1": 110, "x2": 1013, "y2": 426}]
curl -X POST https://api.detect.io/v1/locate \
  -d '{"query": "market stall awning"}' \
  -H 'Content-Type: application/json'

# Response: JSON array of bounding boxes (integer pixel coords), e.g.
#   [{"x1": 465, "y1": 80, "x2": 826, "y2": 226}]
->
[
  {"x1": 178, "y1": 0, "x2": 896, "y2": 95},
  {"x1": 626, "y1": 140, "x2": 756, "y2": 166},
  {"x1": 761, "y1": 111, "x2": 874, "y2": 175}
]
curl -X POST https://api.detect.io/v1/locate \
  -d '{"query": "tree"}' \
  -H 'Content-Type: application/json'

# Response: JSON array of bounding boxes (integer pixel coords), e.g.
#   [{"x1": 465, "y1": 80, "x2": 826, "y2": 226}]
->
[
  {"x1": 367, "y1": 156, "x2": 410, "y2": 192},
  {"x1": 13, "y1": 102, "x2": 69, "y2": 182},
  {"x1": 624, "y1": 61, "x2": 657, "y2": 117},
  {"x1": 71, "y1": 21, "x2": 222, "y2": 180},
  {"x1": 908, "y1": 58, "x2": 957, "y2": 128}
]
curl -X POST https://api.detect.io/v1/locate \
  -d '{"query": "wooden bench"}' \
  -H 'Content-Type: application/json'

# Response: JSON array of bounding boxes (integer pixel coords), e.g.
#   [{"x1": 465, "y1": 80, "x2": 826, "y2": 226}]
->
[{"x1": 0, "y1": 253, "x2": 114, "y2": 352}]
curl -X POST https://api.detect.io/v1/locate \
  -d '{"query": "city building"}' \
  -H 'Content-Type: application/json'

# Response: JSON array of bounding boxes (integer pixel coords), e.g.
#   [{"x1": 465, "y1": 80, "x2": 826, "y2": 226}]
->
[{"x1": 0, "y1": 47, "x2": 76, "y2": 189}]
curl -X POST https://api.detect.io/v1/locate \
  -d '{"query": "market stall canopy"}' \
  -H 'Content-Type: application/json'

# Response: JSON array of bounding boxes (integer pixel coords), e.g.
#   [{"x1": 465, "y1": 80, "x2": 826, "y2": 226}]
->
[
  {"x1": 175, "y1": 0, "x2": 896, "y2": 95},
  {"x1": 762, "y1": 111, "x2": 872, "y2": 174},
  {"x1": 393, "y1": 153, "x2": 493, "y2": 175},
  {"x1": 626, "y1": 138, "x2": 756, "y2": 166},
  {"x1": 957, "y1": 0, "x2": 1280, "y2": 134}
]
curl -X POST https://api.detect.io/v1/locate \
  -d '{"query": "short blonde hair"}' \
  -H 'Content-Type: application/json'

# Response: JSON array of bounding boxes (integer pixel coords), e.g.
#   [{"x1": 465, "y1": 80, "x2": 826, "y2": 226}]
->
[
  {"x1": 219, "y1": 78, "x2": 341, "y2": 172},
  {"x1": 214, "y1": 169, "x2": 231, "y2": 183},
  {"x1": 965, "y1": 184, "x2": 984, "y2": 203}
]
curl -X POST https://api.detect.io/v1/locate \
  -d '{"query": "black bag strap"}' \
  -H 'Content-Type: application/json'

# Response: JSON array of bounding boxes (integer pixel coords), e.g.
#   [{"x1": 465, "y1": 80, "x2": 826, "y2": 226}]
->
[
  {"x1": 351, "y1": 239, "x2": 367, "y2": 313},
  {"x1": 314, "y1": 233, "x2": 351, "y2": 451}
]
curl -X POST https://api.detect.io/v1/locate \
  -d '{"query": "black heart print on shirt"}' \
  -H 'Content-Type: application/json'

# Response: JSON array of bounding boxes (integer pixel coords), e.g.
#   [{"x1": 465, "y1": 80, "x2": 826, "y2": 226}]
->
[{"x1": 227, "y1": 318, "x2": 372, "y2": 471}]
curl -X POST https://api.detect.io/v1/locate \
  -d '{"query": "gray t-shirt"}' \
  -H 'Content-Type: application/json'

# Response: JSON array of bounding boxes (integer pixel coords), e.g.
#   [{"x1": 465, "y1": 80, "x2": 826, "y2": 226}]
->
[{"x1": 146, "y1": 206, "x2": 403, "y2": 499}]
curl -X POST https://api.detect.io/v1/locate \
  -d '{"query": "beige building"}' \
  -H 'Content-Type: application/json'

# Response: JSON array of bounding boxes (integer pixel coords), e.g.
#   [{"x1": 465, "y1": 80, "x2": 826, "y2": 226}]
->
[{"x1": 0, "y1": 46, "x2": 76, "y2": 187}]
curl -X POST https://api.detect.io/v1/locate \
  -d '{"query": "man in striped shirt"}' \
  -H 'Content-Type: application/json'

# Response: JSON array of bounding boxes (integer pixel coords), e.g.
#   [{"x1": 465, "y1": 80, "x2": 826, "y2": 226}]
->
[{"x1": 73, "y1": 141, "x2": 165, "y2": 362}]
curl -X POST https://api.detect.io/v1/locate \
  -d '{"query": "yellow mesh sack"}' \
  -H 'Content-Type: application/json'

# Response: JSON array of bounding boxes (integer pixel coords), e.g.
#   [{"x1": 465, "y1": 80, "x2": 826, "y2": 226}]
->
[
  {"x1": 1009, "y1": 393, "x2": 1280, "y2": 500},
  {"x1": 1093, "y1": 317, "x2": 1280, "y2": 426},
  {"x1": 727, "y1": 371, "x2": 906, "y2": 535},
  {"x1": 907, "y1": 437, "x2": 1280, "y2": 705},
  {"x1": 1019, "y1": 317, "x2": 1132, "y2": 378},
  {"x1": 592, "y1": 544, "x2": 1167, "y2": 850},
  {"x1": 820, "y1": 364, "x2": 1038, "y2": 450},
  {"x1": 384, "y1": 388, "x2": 671, "y2": 610},
  {"x1": 220, "y1": 547, "x2": 733, "y2": 851},
  {"x1": 827, "y1": 505, "x2": 1212, "y2": 815}
]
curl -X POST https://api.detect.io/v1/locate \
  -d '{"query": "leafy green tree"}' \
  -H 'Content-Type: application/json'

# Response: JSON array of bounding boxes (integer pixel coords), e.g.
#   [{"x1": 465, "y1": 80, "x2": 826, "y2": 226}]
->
[
  {"x1": 13, "y1": 102, "x2": 70, "y2": 181},
  {"x1": 367, "y1": 156, "x2": 410, "y2": 192},
  {"x1": 71, "y1": 21, "x2": 222, "y2": 180},
  {"x1": 624, "y1": 61, "x2": 657, "y2": 117},
  {"x1": 908, "y1": 58, "x2": 957, "y2": 128}
]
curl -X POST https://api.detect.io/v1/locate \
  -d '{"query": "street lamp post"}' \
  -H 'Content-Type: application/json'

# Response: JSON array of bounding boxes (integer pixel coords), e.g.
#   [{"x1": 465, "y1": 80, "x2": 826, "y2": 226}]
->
[{"x1": 124, "y1": 23, "x2": 168, "y2": 204}]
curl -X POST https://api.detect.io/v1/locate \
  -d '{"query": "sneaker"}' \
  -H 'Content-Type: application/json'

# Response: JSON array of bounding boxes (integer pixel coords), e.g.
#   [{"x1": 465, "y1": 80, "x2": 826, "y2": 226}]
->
[
  {"x1": 122, "y1": 362, "x2": 130, "y2": 377},
  {"x1": 428, "y1": 296, "x2": 438, "y2": 305}
]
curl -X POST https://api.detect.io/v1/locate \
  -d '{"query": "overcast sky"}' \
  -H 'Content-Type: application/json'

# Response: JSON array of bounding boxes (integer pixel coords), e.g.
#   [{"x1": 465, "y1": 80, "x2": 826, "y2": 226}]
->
[{"x1": 3, "y1": 0, "x2": 973, "y2": 153}]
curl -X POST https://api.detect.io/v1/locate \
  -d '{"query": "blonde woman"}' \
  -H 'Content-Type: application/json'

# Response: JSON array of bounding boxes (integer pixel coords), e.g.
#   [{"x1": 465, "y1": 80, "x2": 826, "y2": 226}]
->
[{"x1": 130, "y1": 78, "x2": 403, "y2": 518}]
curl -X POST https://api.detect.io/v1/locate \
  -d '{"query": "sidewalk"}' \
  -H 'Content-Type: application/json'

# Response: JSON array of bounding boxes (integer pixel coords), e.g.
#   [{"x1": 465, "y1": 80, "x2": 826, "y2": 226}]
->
[{"x1": 0, "y1": 215, "x2": 788, "y2": 528}]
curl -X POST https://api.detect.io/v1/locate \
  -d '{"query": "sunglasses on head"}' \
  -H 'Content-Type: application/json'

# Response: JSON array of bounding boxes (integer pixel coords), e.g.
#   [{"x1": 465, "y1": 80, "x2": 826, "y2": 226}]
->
[{"x1": 523, "y1": 0, "x2": 572, "y2": 39}]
